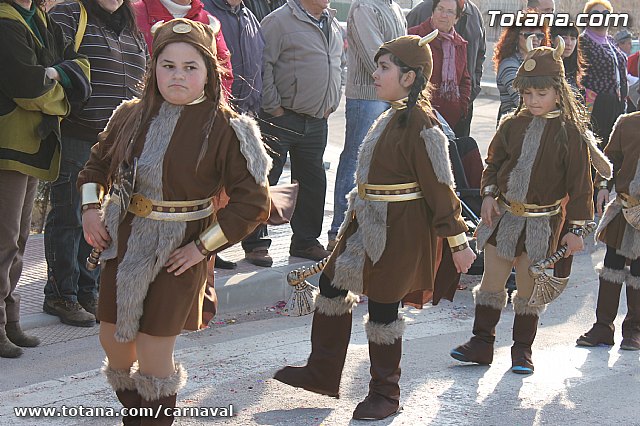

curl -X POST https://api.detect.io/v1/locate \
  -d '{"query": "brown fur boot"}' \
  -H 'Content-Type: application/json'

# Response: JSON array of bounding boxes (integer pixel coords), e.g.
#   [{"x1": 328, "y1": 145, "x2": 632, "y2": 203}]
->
[
  {"x1": 577, "y1": 265, "x2": 624, "y2": 347},
  {"x1": 133, "y1": 363, "x2": 187, "y2": 426},
  {"x1": 352, "y1": 316, "x2": 404, "y2": 421},
  {"x1": 103, "y1": 359, "x2": 142, "y2": 425},
  {"x1": 451, "y1": 287, "x2": 507, "y2": 365},
  {"x1": 511, "y1": 296, "x2": 544, "y2": 374},
  {"x1": 621, "y1": 277, "x2": 640, "y2": 351},
  {"x1": 274, "y1": 292, "x2": 358, "y2": 398}
]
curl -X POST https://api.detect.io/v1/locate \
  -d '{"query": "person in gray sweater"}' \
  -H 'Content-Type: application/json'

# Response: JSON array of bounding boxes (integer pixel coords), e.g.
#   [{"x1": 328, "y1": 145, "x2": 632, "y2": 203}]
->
[
  {"x1": 254, "y1": 0, "x2": 344, "y2": 261},
  {"x1": 327, "y1": 0, "x2": 406, "y2": 250},
  {"x1": 407, "y1": 0, "x2": 485, "y2": 137}
]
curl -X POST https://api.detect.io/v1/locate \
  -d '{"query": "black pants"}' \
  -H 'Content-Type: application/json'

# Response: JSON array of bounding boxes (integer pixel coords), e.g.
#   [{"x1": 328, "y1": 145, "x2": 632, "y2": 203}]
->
[
  {"x1": 319, "y1": 274, "x2": 399, "y2": 324},
  {"x1": 242, "y1": 109, "x2": 328, "y2": 252},
  {"x1": 604, "y1": 245, "x2": 640, "y2": 275}
]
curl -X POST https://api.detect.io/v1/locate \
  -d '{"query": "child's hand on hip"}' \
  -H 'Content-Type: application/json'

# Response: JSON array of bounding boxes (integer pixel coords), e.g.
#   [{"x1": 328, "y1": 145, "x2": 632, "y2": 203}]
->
[{"x1": 166, "y1": 242, "x2": 206, "y2": 276}]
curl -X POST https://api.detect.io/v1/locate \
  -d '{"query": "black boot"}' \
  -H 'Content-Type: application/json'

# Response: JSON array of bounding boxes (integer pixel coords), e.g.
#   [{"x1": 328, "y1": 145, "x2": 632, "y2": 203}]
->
[
  {"x1": 352, "y1": 316, "x2": 404, "y2": 420},
  {"x1": 133, "y1": 363, "x2": 187, "y2": 426},
  {"x1": 451, "y1": 287, "x2": 507, "y2": 365},
  {"x1": 103, "y1": 359, "x2": 142, "y2": 426},
  {"x1": 621, "y1": 278, "x2": 640, "y2": 351},
  {"x1": 577, "y1": 266, "x2": 624, "y2": 347},
  {"x1": 274, "y1": 292, "x2": 358, "y2": 398},
  {"x1": 511, "y1": 296, "x2": 543, "y2": 374}
]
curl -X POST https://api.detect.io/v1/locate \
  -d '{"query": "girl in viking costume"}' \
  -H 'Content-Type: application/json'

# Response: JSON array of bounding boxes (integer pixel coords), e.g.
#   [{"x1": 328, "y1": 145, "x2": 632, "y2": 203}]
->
[
  {"x1": 78, "y1": 19, "x2": 270, "y2": 424},
  {"x1": 450, "y1": 36, "x2": 612, "y2": 374},
  {"x1": 273, "y1": 32, "x2": 476, "y2": 421},
  {"x1": 576, "y1": 113, "x2": 640, "y2": 351}
]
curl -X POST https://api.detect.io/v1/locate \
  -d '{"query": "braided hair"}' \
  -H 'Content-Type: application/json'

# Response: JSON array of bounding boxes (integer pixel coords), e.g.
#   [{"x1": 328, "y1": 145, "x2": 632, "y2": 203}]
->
[{"x1": 374, "y1": 48, "x2": 432, "y2": 127}]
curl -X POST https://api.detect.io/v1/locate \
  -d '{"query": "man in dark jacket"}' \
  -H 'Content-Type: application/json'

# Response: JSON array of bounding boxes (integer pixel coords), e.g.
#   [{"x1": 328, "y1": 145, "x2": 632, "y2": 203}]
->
[{"x1": 407, "y1": 0, "x2": 485, "y2": 138}]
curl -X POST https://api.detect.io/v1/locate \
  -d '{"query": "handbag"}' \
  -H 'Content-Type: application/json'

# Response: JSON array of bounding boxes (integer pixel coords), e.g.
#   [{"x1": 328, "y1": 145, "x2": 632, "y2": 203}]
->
[{"x1": 267, "y1": 182, "x2": 299, "y2": 225}]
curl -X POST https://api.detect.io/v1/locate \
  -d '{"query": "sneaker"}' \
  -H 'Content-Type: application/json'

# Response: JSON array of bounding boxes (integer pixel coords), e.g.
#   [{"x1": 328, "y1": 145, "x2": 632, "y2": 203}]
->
[
  {"x1": 290, "y1": 244, "x2": 331, "y2": 261},
  {"x1": 43, "y1": 298, "x2": 96, "y2": 327},
  {"x1": 326, "y1": 238, "x2": 338, "y2": 252},
  {"x1": 245, "y1": 248, "x2": 273, "y2": 267}
]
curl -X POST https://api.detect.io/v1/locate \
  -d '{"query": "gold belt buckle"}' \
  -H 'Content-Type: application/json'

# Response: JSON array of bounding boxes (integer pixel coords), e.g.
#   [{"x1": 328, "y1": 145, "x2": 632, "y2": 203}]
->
[
  {"x1": 130, "y1": 194, "x2": 153, "y2": 217},
  {"x1": 510, "y1": 201, "x2": 526, "y2": 216}
]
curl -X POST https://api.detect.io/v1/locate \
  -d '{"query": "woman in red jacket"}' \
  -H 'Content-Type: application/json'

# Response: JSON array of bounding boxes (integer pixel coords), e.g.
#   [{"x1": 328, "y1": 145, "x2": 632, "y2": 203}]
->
[
  {"x1": 134, "y1": 0, "x2": 233, "y2": 97},
  {"x1": 409, "y1": 0, "x2": 471, "y2": 132}
]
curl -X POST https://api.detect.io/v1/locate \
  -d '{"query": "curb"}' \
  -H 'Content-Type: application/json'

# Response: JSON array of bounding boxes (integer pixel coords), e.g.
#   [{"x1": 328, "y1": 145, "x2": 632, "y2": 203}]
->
[
  {"x1": 480, "y1": 81, "x2": 499, "y2": 98},
  {"x1": 21, "y1": 259, "x2": 321, "y2": 331}
]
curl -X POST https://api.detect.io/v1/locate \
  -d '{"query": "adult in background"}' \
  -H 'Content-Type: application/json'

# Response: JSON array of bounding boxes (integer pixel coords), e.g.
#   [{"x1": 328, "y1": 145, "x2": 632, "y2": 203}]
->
[
  {"x1": 526, "y1": 0, "x2": 554, "y2": 14},
  {"x1": 493, "y1": 19, "x2": 548, "y2": 124},
  {"x1": 133, "y1": 0, "x2": 233, "y2": 96},
  {"x1": 409, "y1": 0, "x2": 470, "y2": 131},
  {"x1": 257, "y1": 0, "x2": 344, "y2": 261},
  {"x1": 44, "y1": 0, "x2": 147, "y2": 328},
  {"x1": 550, "y1": 24, "x2": 583, "y2": 90},
  {"x1": 0, "y1": 0, "x2": 90, "y2": 357},
  {"x1": 579, "y1": 0, "x2": 627, "y2": 146},
  {"x1": 406, "y1": 0, "x2": 484, "y2": 137},
  {"x1": 326, "y1": 0, "x2": 405, "y2": 252},
  {"x1": 244, "y1": 0, "x2": 285, "y2": 22},
  {"x1": 200, "y1": 0, "x2": 266, "y2": 274}
]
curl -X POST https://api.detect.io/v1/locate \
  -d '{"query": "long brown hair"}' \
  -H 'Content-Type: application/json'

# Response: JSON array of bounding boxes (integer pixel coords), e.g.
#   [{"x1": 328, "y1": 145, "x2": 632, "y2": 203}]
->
[
  {"x1": 512, "y1": 75, "x2": 591, "y2": 140},
  {"x1": 493, "y1": 15, "x2": 550, "y2": 72},
  {"x1": 106, "y1": 42, "x2": 234, "y2": 177}
]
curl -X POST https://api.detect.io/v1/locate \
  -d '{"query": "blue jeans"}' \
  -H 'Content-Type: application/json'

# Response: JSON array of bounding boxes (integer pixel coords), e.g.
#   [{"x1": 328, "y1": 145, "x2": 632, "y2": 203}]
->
[
  {"x1": 329, "y1": 98, "x2": 388, "y2": 238},
  {"x1": 44, "y1": 136, "x2": 99, "y2": 302}
]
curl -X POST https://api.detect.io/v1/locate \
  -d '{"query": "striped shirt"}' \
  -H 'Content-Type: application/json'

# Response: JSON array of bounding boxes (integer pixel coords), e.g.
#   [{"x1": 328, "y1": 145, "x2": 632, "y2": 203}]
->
[
  {"x1": 50, "y1": 1, "x2": 148, "y2": 141},
  {"x1": 496, "y1": 53, "x2": 523, "y2": 124}
]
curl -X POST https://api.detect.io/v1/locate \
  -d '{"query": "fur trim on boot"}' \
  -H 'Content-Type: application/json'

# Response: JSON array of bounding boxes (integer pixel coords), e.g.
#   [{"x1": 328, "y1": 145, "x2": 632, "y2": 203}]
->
[
  {"x1": 512, "y1": 294, "x2": 546, "y2": 316},
  {"x1": 132, "y1": 363, "x2": 187, "y2": 401},
  {"x1": 597, "y1": 263, "x2": 627, "y2": 284},
  {"x1": 364, "y1": 315, "x2": 406, "y2": 345},
  {"x1": 102, "y1": 359, "x2": 138, "y2": 391},
  {"x1": 474, "y1": 286, "x2": 508, "y2": 310},
  {"x1": 626, "y1": 273, "x2": 640, "y2": 290},
  {"x1": 315, "y1": 292, "x2": 359, "y2": 317}
]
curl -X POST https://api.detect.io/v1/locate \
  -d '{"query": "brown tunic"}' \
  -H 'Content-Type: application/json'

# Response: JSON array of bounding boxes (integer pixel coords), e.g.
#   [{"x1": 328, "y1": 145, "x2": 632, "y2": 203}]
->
[
  {"x1": 324, "y1": 107, "x2": 468, "y2": 304},
  {"x1": 78, "y1": 99, "x2": 270, "y2": 337},
  {"x1": 479, "y1": 112, "x2": 594, "y2": 260},
  {"x1": 597, "y1": 112, "x2": 640, "y2": 257}
]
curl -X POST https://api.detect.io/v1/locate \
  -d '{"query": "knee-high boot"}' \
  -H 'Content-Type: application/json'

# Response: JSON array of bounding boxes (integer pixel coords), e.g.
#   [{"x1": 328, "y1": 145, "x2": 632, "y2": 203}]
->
[
  {"x1": 133, "y1": 363, "x2": 187, "y2": 426},
  {"x1": 273, "y1": 292, "x2": 358, "y2": 398},
  {"x1": 621, "y1": 275, "x2": 640, "y2": 350},
  {"x1": 352, "y1": 315, "x2": 405, "y2": 421},
  {"x1": 450, "y1": 287, "x2": 507, "y2": 365},
  {"x1": 102, "y1": 359, "x2": 141, "y2": 426},
  {"x1": 577, "y1": 265, "x2": 625, "y2": 347},
  {"x1": 511, "y1": 296, "x2": 544, "y2": 374}
]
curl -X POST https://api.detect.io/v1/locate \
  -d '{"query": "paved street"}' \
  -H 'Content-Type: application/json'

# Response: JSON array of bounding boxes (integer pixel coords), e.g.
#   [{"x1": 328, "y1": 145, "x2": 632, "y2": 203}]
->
[{"x1": 2, "y1": 93, "x2": 638, "y2": 425}]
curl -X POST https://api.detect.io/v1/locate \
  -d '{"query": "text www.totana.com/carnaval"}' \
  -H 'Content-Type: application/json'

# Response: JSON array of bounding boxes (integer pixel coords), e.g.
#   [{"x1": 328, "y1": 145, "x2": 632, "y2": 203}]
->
[{"x1": 13, "y1": 404, "x2": 234, "y2": 418}]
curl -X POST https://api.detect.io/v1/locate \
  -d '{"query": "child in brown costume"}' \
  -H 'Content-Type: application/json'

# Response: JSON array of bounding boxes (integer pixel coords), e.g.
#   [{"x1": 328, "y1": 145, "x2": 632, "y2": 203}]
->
[
  {"x1": 79, "y1": 19, "x2": 270, "y2": 424},
  {"x1": 577, "y1": 112, "x2": 640, "y2": 351},
  {"x1": 273, "y1": 32, "x2": 476, "y2": 420},
  {"x1": 450, "y1": 36, "x2": 612, "y2": 374}
]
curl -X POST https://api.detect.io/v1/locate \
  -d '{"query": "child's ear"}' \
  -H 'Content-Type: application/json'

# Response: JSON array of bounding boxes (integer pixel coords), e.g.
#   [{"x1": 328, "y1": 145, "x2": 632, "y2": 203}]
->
[{"x1": 401, "y1": 70, "x2": 416, "y2": 88}]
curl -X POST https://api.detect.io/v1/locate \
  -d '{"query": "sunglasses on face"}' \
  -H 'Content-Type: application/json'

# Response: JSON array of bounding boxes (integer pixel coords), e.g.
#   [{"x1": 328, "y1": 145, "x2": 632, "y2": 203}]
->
[
  {"x1": 520, "y1": 32, "x2": 545, "y2": 40},
  {"x1": 589, "y1": 9, "x2": 611, "y2": 15}
]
